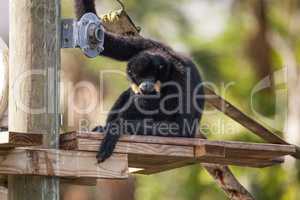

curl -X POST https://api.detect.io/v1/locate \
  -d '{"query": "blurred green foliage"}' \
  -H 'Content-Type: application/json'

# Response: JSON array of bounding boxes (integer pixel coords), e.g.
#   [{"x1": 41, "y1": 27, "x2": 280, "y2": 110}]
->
[{"x1": 62, "y1": 0, "x2": 300, "y2": 199}]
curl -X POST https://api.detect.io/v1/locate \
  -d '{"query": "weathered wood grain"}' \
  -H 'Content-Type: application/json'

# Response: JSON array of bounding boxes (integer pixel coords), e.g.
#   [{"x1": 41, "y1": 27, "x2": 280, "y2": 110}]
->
[
  {"x1": 197, "y1": 156, "x2": 283, "y2": 168},
  {"x1": 9, "y1": 0, "x2": 61, "y2": 199},
  {"x1": 0, "y1": 186, "x2": 7, "y2": 200},
  {"x1": 0, "y1": 109, "x2": 7, "y2": 129},
  {"x1": 0, "y1": 148, "x2": 128, "y2": 179},
  {"x1": 67, "y1": 132, "x2": 295, "y2": 154},
  {"x1": 61, "y1": 132, "x2": 296, "y2": 158},
  {"x1": 0, "y1": 39, "x2": 8, "y2": 124},
  {"x1": 61, "y1": 178, "x2": 97, "y2": 186},
  {"x1": 194, "y1": 141, "x2": 295, "y2": 159},
  {"x1": 0, "y1": 132, "x2": 42, "y2": 148},
  {"x1": 60, "y1": 132, "x2": 294, "y2": 170},
  {"x1": 77, "y1": 139, "x2": 194, "y2": 157},
  {"x1": 134, "y1": 158, "x2": 196, "y2": 175},
  {"x1": 202, "y1": 163, "x2": 255, "y2": 200}
]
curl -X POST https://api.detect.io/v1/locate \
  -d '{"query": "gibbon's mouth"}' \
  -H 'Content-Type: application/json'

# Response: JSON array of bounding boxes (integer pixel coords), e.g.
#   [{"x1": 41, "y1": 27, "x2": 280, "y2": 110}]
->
[{"x1": 131, "y1": 81, "x2": 161, "y2": 95}]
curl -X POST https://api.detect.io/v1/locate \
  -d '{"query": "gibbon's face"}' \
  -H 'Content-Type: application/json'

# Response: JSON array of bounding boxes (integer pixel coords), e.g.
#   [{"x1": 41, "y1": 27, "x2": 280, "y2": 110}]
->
[{"x1": 127, "y1": 53, "x2": 172, "y2": 95}]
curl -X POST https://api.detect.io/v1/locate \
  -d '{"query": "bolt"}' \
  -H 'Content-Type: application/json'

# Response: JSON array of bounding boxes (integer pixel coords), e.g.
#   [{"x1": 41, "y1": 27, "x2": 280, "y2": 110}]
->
[
  {"x1": 64, "y1": 23, "x2": 69, "y2": 29},
  {"x1": 82, "y1": 20, "x2": 88, "y2": 25},
  {"x1": 83, "y1": 47, "x2": 89, "y2": 52}
]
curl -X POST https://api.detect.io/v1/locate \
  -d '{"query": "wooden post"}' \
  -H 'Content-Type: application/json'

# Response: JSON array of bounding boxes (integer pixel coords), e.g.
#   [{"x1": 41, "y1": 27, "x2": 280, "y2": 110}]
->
[{"x1": 8, "y1": 0, "x2": 60, "y2": 199}]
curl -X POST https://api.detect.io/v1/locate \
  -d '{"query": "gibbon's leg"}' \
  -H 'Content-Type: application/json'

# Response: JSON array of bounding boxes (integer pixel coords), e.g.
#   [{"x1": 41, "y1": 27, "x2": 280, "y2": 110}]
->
[{"x1": 93, "y1": 89, "x2": 131, "y2": 132}]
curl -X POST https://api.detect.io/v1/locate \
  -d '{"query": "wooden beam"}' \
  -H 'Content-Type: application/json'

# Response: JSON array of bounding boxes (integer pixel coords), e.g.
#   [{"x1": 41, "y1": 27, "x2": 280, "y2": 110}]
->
[
  {"x1": 0, "y1": 37, "x2": 8, "y2": 131},
  {"x1": 66, "y1": 138, "x2": 195, "y2": 157},
  {"x1": 61, "y1": 178, "x2": 97, "y2": 186},
  {"x1": 9, "y1": 0, "x2": 61, "y2": 199},
  {"x1": 0, "y1": 132, "x2": 42, "y2": 148},
  {"x1": 135, "y1": 157, "x2": 283, "y2": 175},
  {"x1": 59, "y1": 131, "x2": 291, "y2": 147},
  {"x1": 61, "y1": 132, "x2": 295, "y2": 156},
  {"x1": 204, "y1": 87, "x2": 300, "y2": 159},
  {"x1": 0, "y1": 110, "x2": 7, "y2": 129},
  {"x1": 202, "y1": 163, "x2": 255, "y2": 200},
  {"x1": 194, "y1": 141, "x2": 295, "y2": 159},
  {"x1": 0, "y1": 186, "x2": 7, "y2": 200},
  {"x1": 0, "y1": 148, "x2": 128, "y2": 179},
  {"x1": 60, "y1": 132, "x2": 294, "y2": 171},
  {"x1": 64, "y1": 136, "x2": 292, "y2": 162},
  {"x1": 0, "y1": 39, "x2": 8, "y2": 126}
]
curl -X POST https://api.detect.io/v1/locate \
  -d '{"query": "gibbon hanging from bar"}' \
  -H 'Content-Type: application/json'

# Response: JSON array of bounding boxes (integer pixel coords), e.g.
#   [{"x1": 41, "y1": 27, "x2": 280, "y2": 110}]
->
[{"x1": 75, "y1": 0, "x2": 205, "y2": 162}]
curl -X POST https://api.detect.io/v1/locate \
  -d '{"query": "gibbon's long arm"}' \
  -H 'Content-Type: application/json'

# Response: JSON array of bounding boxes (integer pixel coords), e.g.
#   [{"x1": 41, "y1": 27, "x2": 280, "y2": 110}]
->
[
  {"x1": 74, "y1": 0, "x2": 160, "y2": 61},
  {"x1": 75, "y1": 0, "x2": 97, "y2": 19}
]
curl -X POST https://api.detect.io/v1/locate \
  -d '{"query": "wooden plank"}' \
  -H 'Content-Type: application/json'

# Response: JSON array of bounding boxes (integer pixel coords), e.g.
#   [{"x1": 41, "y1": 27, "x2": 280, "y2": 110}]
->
[
  {"x1": 76, "y1": 139, "x2": 194, "y2": 157},
  {"x1": 9, "y1": 0, "x2": 61, "y2": 199},
  {"x1": 135, "y1": 158, "x2": 196, "y2": 175},
  {"x1": 61, "y1": 132, "x2": 296, "y2": 159},
  {"x1": 194, "y1": 142, "x2": 295, "y2": 159},
  {"x1": 0, "y1": 132, "x2": 42, "y2": 148},
  {"x1": 0, "y1": 109, "x2": 7, "y2": 129},
  {"x1": 129, "y1": 153, "x2": 283, "y2": 171},
  {"x1": 197, "y1": 156, "x2": 283, "y2": 168},
  {"x1": 135, "y1": 157, "x2": 283, "y2": 175},
  {"x1": 68, "y1": 132, "x2": 294, "y2": 152},
  {"x1": 204, "y1": 87, "x2": 300, "y2": 159},
  {"x1": 0, "y1": 39, "x2": 8, "y2": 126},
  {"x1": 68, "y1": 138, "x2": 288, "y2": 167},
  {"x1": 61, "y1": 178, "x2": 97, "y2": 186},
  {"x1": 0, "y1": 186, "x2": 7, "y2": 200},
  {"x1": 128, "y1": 155, "x2": 186, "y2": 168},
  {"x1": 0, "y1": 148, "x2": 128, "y2": 179},
  {"x1": 60, "y1": 132, "x2": 293, "y2": 170}
]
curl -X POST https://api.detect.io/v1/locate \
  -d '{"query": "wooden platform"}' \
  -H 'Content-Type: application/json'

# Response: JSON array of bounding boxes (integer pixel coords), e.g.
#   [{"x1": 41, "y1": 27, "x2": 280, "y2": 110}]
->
[
  {"x1": 0, "y1": 131, "x2": 42, "y2": 148},
  {"x1": 0, "y1": 147, "x2": 128, "y2": 179},
  {"x1": 0, "y1": 131, "x2": 295, "y2": 177},
  {"x1": 60, "y1": 132, "x2": 296, "y2": 174}
]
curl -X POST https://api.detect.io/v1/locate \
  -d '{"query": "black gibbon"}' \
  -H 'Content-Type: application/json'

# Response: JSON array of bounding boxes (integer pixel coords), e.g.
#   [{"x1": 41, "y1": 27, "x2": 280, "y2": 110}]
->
[{"x1": 75, "y1": 0, "x2": 205, "y2": 162}]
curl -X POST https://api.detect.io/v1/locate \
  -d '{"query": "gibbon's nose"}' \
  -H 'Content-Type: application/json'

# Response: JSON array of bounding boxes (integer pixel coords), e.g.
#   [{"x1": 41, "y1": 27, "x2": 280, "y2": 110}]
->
[{"x1": 139, "y1": 81, "x2": 155, "y2": 94}]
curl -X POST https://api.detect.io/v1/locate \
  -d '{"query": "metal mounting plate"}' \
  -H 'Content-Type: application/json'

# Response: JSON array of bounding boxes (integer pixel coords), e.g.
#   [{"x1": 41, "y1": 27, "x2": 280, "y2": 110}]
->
[{"x1": 61, "y1": 13, "x2": 105, "y2": 58}]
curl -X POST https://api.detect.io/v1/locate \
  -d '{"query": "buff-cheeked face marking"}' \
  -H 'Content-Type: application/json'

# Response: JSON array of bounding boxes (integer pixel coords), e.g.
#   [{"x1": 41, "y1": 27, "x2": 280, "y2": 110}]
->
[
  {"x1": 131, "y1": 83, "x2": 140, "y2": 94},
  {"x1": 154, "y1": 81, "x2": 161, "y2": 93}
]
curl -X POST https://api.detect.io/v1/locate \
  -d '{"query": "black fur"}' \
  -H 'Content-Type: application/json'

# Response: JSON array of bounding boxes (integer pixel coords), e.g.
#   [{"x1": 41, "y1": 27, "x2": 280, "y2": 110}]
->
[{"x1": 75, "y1": 0, "x2": 205, "y2": 162}]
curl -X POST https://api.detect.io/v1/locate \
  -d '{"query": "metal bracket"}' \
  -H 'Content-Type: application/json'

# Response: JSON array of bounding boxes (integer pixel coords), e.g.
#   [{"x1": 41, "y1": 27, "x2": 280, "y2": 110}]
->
[{"x1": 61, "y1": 13, "x2": 105, "y2": 58}]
